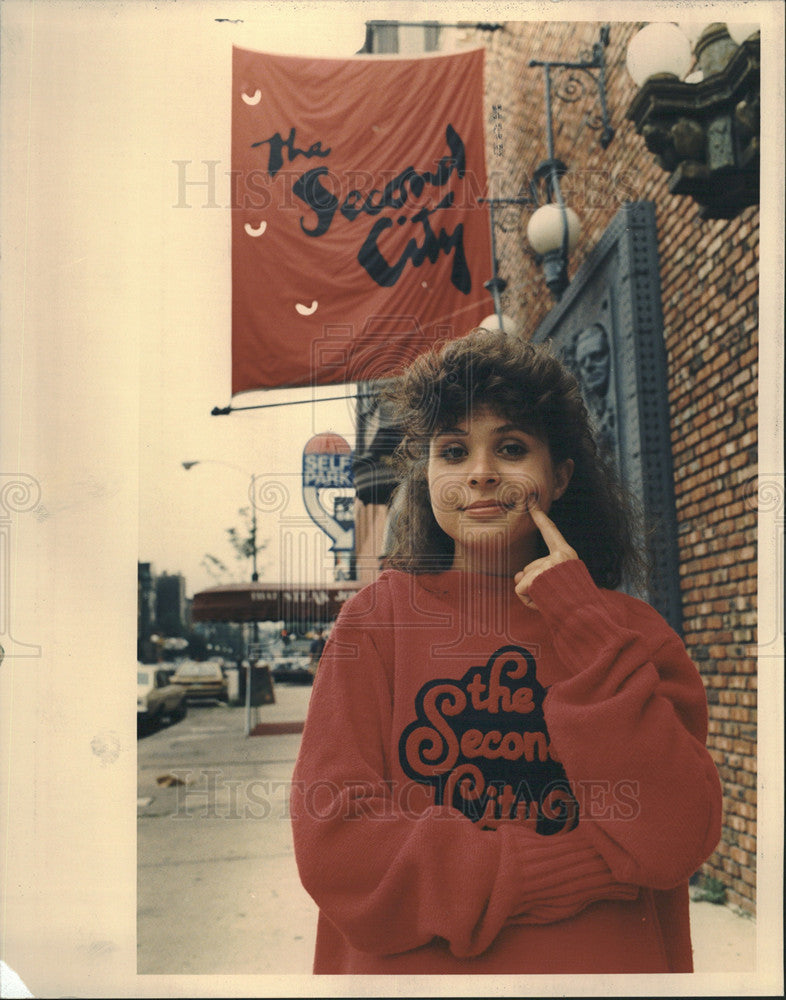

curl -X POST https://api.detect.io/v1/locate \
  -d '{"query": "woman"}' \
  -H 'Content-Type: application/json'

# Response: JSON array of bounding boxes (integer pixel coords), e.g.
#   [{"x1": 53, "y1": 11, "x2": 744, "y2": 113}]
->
[{"x1": 290, "y1": 328, "x2": 722, "y2": 974}]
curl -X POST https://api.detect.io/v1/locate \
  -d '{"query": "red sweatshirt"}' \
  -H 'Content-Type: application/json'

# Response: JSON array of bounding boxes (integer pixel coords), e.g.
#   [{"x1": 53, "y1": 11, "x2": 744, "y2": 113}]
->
[{"x1": 291, "y1": 560, "x2": 722, "y2": 974}]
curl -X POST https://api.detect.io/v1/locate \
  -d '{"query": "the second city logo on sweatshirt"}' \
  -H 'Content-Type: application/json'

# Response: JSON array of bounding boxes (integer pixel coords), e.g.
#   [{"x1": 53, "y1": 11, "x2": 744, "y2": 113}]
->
[{"x1": 399, "y1": 645, "x2": 579, "y2": 835}]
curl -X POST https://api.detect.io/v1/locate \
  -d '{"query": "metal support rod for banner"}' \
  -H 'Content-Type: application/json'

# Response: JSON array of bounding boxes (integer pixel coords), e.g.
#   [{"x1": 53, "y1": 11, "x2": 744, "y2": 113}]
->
[
  {"x1": 211, "y1": 393, "x2": 360, "y2": 416},
  {"x1": 365, "y1": 20, "x2": 504, "y2": 31}
]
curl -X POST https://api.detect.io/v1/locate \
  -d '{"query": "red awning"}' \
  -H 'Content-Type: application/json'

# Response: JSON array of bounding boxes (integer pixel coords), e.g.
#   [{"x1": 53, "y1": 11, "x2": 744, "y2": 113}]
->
[{"x1": 190, "y1": 581, "x2": 363, "y2": 623}]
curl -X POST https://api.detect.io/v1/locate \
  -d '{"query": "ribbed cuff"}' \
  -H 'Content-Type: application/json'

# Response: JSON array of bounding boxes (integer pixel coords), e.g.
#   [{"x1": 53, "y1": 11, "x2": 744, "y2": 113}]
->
[
  {"x1": 528, "y1": 559, "x2": 601, "y2": 623},
  {"x1": 506, "y1": 826, "x2": 638, "y2": 919}
]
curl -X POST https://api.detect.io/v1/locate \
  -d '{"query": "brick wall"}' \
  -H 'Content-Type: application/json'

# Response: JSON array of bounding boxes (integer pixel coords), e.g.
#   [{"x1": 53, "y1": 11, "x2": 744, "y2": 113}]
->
[{"x1": 480, "y1": 20, "x2": 758, "y2": 913}]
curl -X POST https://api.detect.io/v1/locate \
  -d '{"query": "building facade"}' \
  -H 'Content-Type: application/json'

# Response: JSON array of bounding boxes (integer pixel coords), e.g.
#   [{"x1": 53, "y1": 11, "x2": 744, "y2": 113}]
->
[
  {"x1": 354, "y1": 18, "x2": 761, "y2": 914},
  {"x1": 155, "y1": 572, "x2": 188, "y2": 633},
  {"x1": 137, "y1": 561, "x2": 157, "y2": 663}
]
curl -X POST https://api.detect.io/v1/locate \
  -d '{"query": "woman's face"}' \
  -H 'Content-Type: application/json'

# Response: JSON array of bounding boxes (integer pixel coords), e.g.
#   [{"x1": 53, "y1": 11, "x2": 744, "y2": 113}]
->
[{"x1": 426, "y1": 407, "x2": 573, "y2": 575}]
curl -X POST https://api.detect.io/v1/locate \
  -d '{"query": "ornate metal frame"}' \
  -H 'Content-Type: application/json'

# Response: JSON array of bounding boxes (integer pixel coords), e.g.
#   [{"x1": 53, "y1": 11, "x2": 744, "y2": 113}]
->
[
  {"x1": 529, "y1": 24, "x2": 615, "y2": 157},
  {"x1": 532, "y1": 201, "x2": 684, "y2": 635}
]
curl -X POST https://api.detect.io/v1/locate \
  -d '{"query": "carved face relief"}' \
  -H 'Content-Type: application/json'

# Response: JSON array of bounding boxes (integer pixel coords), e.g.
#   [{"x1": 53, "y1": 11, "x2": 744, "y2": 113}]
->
[{"x1": 575, "y1": 324, "x2": 611, "y2": 397}]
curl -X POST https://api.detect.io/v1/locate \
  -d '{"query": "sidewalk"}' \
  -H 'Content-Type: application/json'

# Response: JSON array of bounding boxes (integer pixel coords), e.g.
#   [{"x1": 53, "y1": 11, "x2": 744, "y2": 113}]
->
[
  {"x1": 137, "y1": 689, "x2": 318, "y2": 975},
  {"x1": 255, "y1": 684, "x2": 757, "y2": 973},
  {"x1": 137, "y1": 681, "x2": 756, "y2": 976},
  {"x1": 689, "y1": 897, "x2": 755, "y2": 973}
]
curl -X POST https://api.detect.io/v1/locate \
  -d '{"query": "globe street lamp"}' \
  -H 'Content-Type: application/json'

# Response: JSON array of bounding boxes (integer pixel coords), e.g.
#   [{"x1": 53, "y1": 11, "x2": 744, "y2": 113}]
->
[{"x1": 181, "y1": 460, "x2": 259, "y2": 582}]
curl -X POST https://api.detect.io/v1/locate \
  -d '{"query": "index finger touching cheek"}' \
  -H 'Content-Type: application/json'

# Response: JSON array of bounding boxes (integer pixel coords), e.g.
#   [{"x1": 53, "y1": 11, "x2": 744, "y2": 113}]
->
[{"x1": 530, "y1": 506, "x2": 576, "y2": 557}]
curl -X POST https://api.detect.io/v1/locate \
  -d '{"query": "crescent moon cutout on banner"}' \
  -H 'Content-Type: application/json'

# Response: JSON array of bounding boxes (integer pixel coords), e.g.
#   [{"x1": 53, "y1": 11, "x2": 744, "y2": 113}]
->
[
  {"x1": 242, "y1": 90, "x2": 262, "y2": 105},
  {"x1": 295, "y1": 301, "x2": 319, "y2": 316},
  {"x1": 244, "y1": 221, "x2": 267, "y2": 237}
]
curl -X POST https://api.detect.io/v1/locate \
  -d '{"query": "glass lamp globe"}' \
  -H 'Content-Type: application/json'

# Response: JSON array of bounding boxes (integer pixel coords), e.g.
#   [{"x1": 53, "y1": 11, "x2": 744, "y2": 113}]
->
[
  {"x1": 526, "y1": 203, "x2": 581, "y2": 255},
  {"x1": 726, "y1": 22, "x2": 759, "y2": 45},
  {"x1": 626, "y1": 23, "x2": 693, "y2": 86},
  {"x1": 479, "y1": 313, "x2": 519, "y2": 335}
]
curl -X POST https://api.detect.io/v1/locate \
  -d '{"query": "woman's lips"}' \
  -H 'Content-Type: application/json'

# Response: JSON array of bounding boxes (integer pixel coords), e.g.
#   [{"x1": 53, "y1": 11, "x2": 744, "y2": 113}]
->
[{"x1": 462, "y1": 500, "x2": 510, "y2": 514}]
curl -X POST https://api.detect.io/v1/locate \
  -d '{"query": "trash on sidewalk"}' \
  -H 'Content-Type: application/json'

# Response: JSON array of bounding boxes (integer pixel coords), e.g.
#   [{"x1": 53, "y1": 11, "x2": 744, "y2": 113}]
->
[{"x1": 156, "y1": 773, "x2": 188, "y2": 787}]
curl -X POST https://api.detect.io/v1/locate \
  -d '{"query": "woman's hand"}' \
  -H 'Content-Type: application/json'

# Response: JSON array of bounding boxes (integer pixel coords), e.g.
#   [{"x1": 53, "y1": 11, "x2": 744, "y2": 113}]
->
[{"x1": 514, "y1": 505, "x2": 578, "y2": 609}]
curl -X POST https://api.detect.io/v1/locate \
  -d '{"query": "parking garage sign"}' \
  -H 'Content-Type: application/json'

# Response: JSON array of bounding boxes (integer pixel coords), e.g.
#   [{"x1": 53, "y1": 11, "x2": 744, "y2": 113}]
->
[{"x1": 302, "y1": 433, "x2": 354, "y2": 553}]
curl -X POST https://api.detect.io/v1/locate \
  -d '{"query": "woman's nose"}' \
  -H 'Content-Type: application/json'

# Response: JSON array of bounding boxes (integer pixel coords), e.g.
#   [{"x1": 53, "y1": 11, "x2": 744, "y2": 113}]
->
[{"x1": 467, "y1": 457, "x2": 500, "y2": 485}]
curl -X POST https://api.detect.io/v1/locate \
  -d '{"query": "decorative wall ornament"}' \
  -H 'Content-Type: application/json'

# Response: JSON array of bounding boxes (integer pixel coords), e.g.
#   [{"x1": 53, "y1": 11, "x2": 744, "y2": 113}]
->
[
  {"x1": 626, "y1": 23, "x2": 760, "y2": 220},
  {"x1": 568, "y1": 322, "x2": 618, "y2": 465},
  {"x1": 532, "y1": 201, "x2": 683, "y2": 635}
]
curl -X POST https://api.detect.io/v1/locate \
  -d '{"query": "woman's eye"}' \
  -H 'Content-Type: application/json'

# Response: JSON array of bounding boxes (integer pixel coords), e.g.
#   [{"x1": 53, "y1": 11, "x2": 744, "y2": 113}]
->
[
  {"x1": 439, "y1": 444, "x2": 466, "y2": 461},
  {"x1": 499, "y1": 442, "x2": 527, "y2": 458}
]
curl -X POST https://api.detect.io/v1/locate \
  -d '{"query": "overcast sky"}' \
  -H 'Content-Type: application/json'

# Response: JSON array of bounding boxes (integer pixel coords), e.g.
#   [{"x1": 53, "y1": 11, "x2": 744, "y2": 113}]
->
[
  {"x1": 2, "y1": 0, "x2": 379, "y2": 601},
  {"x1": 133, "y1": 2, "x2": 374, "y2": 597}
]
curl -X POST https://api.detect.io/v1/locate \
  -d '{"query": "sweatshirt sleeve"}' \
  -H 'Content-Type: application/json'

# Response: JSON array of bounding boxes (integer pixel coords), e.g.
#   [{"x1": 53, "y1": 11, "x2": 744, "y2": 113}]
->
[
  {"x1": 531, "y1": 559, "x2": 723, "y2": 890},
  {"x1": 291, "y1": 584, "x2": 638, "y2": 960}
]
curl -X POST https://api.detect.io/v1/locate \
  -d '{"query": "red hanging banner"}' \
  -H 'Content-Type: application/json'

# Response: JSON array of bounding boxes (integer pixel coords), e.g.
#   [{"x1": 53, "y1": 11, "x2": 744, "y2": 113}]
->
[{"x1": 231, "y1": 46, "x2": 492, "y2": 395}]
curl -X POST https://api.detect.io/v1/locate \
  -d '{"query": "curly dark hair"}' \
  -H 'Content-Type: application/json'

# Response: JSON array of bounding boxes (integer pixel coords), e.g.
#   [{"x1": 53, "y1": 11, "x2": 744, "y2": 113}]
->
[{"x1": 382, "y1": 327, "x2": 645, "y2": 590}]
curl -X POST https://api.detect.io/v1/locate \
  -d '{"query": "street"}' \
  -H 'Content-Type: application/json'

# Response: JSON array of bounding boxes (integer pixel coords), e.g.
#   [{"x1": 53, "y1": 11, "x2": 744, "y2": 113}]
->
[{"x1": 137, "y1": 686, "x2": 317, "y2": 975}]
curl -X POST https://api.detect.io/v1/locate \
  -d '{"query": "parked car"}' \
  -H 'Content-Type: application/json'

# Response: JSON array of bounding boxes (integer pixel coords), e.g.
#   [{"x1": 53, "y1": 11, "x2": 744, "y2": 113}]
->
[
  {"x1": 264, "y1": 638, "x2": 315, "y2": 685},
  {"x1": 170, "y1": 659, "x2": 229, "y2": 702},
  {"x1": 137, "y1": 666, "x2": 188, "y2": 733}
]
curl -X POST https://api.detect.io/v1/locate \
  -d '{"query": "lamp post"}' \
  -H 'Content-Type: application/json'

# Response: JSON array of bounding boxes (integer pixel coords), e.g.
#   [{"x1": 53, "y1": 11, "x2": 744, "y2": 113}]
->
[
  {"x1": 526, "y1": 200, "x2": 582, "y2": 299},
  {"x1": 524, "y1": 25, "x2": 615, "y2": 299},
  {"x1": 181, "y1": 460, "x2": 259, "y2": 583},
  {"x1": 479, "y1": 195, "x2": 531, "y2": 333},
  {"x1": 182, "y1": 459, "x2": 267, "y2": 734}
]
